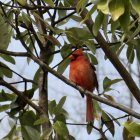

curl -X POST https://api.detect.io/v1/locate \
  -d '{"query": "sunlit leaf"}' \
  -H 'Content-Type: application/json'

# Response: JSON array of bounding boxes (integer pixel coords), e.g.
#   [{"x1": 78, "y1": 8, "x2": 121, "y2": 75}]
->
[
  {"x1": 97, "y1": 0, "x2": 109, "y2": 14},
  {"x1": 123, "y1": 125, "x2": 135, "y2": 140},
  {"x1": 109, "y1": 0, "x2": 125, "y2": 21},
  {"x1": 123, "y1": 121, "x2": 140, "y2": 137}
]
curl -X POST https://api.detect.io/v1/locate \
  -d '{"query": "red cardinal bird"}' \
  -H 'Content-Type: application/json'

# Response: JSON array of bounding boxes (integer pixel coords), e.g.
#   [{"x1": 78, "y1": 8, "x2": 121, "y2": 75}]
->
[{"x1": 69, "y1": 49, "x2": 98, "y2": 122}]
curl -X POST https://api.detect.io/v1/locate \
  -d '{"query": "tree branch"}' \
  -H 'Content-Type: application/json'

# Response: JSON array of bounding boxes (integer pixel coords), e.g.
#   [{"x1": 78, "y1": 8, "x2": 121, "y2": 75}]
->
[
  {"x1": 29, "y1": 54, "x2": 140, "y2": 120},
  {"x1": 0, "y1": 49, "x2": 29, "y2": 57},
  {"x1": 75, "y1": 1, "x2": 140, "y2": 104},
  {"x1": 0, "y1": 78, "x2": 42, "y2": 114}
]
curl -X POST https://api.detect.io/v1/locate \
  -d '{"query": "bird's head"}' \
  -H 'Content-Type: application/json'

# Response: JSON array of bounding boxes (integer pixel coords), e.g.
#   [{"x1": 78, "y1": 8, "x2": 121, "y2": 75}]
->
[{"x1": 70, "y1": 49, "x2": 84, "y2": 61}]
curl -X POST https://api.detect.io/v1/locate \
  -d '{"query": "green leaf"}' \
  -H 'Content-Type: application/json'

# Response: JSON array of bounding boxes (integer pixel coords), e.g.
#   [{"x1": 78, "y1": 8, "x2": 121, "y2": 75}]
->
[
  {"x1": 97, "y1": 0, "x2": 110, "y2": 14},
  {"x1": 55, "y1": 114, "x2": 66, "y2": 122},
  {"x1": 135, "y1": 42, "x2": 140, "y2": 64},
  {"x1": 131, "y1": 0, "x2": 140, "y2": 16},
  {"x1": 93, "y1": 11, "x2": 104, "y2": 36},
  {"x1": 71, "y1": 15, "x2": 83, "y2": 23},
  {"x1": 20, "y1": 110, "x2": 40, "y2": 131},
  {"x1": 34, "y1": 117, "x2": 49, "y2": 125},
  {"x1": 0, "y1": 14, "x2": 12, "y2": 50},
  {"x1": 53, "y1": 96, "x2": 67, "y2": 117},
  {"x1": 57, "y1": 57, "x2": 70, "y2": 74},
  {"x1": 81, "y1": 5, "x2": 96, "y2": 23},
  {"x1": 123, "y1": 121, "x2": 140, "y2": 137},
  {"x1": 44, "y1": 0, "x2": 54, "y2": 7},
  {"x1": 3, "y1": 125, "x2": 16, "y2": 139},
  {"x1": 57, "y1": 96, "x2": 67, "y2": 110},
  {"x1": 111, "y1": 20, "x2": 120, "y2": 34},
  {"x1": 123, "y1": 125, "x2": 135, "y2": 140},
  {"x1": 103, "y1": 94, "x2": 115, "y2": 102},
  {"x1": 40, "y1": 126, "x2": 53, "y2": 140},
  {"x1": 127, "y1": 25, "x2": 140, "y2": 43},
  {"x1": 0, "y1": 90, "x2": 16, "y2": 102},
  {"x1": 76, "y1": 0, "x2": 88, "y2": 13},
  {"x1": 53, "y1": 121, "x2": 69, "y2": 137},
  {"x1": 87, "y1": 53, "x2": 98, "y2": 65},
  {"x1": 0, "y1": 104, "x2": 11, "y2": 112},
  {"x1": 66, "y1": 27, "x2": 93, "y2": 45},
  {"x1": 58, "y1": 2, "x2": 67, "y2": 20},
  {"x1": 119, "y1": 1, "x2": 130, "y2": 31},
  {"x1": 21, "y1": 126, "x2": 40, "y2": 140},
  {"x1": 102, "y1": 111, "x2": 115, "y2": 136},
  {"x1": 93, "y1": 100, "x2": 102, "y2": 119},
  {"x1": 33, "y1": 68, "x2": 41, "y2": 89},
  {"x1": 87, "y1": 123, "x2": 93, "y2": 134},
  {"x1": 17, "y1": 0, "x2": 27, "y2": 6},
  {"x1": 126, "y1": 45, "x2": 135, "y2": 64},
  {"x1": 48, "y1": 100, "x2": 57, "y2": 116},
  {"x1": 22, "y1": 12, "x2": 31, "y2": 27},
  {"x1": 1, "y1": 54, "x2": 15, "y2": 64},
  {"x1": 85, "y1": 40, "x2": 96, "y2": 54},
  {"x1": 0, "y1": 62, "x2": 13, "y2": 78},
  {"x1": 108, "y1": 113, "x2": 120, "y2": 126},
  {"x1": 103, "y1": 77, "x2": 122, "y2": 91},
  {"x1": 102, "y1": 15, "x2": 109, "y2": 41},
  {"x1": 109, "y1": 0, "x2": 125, "y2": 21},
  {"x1": 41, "y1": 34, "x2": 61, "y2": 46},
  {"x1": 60, "y1": 44, "x2": 72, "y2": 58}
]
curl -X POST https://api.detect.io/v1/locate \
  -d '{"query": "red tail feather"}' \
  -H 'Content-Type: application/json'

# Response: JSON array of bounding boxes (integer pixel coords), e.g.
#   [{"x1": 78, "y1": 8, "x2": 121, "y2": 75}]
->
[{"x1": 86, "y1": 96, "x2": 94, "y2": 122}]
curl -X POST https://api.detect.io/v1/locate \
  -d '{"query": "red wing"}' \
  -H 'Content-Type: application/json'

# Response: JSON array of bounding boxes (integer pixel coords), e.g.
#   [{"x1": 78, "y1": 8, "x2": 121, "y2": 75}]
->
[{"x1": 91, "y1": 64, "x2": 99, "y2": 92}]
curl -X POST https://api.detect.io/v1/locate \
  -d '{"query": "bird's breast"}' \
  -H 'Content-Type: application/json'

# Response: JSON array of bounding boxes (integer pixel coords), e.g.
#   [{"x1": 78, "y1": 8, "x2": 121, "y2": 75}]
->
[{"x1": 70, "y1": 59, "x2": 95, "y2": 91}]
